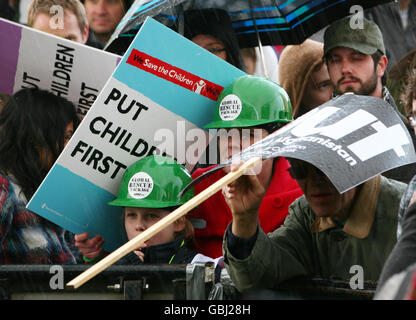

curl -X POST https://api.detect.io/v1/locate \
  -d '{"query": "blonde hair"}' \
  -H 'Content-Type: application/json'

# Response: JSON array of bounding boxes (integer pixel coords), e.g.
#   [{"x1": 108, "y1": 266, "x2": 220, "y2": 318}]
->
[{"x1": 27, "y1": 0, "x2": 88, "y2": 33}]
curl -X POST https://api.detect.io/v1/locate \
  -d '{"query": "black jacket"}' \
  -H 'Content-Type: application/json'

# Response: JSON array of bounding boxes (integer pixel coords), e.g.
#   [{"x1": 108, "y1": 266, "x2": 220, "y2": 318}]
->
[
  {"x1": 376, "y1": 200, "x2": 416, "y2": 292},
  {"x1": 115, "y1": 236, "x2": 196, "y2": 265}
]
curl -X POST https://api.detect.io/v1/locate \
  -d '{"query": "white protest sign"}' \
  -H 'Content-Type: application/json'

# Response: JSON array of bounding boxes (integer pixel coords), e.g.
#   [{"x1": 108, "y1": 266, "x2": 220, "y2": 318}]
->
[{"x1": 0, "y1": 18, "x2": 120, "y2": 118}]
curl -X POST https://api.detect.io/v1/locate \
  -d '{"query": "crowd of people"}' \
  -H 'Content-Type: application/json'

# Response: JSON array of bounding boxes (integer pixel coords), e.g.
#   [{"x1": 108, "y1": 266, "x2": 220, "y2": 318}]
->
[{"x1": 1, "y1": 0, "x2": 416, "y2": 300}]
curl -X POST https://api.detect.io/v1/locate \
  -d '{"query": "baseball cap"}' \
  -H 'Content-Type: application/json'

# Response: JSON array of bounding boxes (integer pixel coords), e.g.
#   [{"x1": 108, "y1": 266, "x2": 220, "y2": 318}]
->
[{"x1": 324, "y1": 16, "x2": 385, "y2": 57}]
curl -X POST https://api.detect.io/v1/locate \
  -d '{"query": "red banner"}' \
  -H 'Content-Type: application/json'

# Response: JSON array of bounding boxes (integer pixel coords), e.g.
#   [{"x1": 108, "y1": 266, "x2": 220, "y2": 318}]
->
[{"x1": 126, "y1": 49, "x2": 223, "y2": 101}]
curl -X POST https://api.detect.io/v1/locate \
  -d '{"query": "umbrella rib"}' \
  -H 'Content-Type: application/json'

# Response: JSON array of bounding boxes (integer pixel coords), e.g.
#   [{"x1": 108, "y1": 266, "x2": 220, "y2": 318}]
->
[
  {"x1": 248, "y1": 0, "x2": 269, "y2": 78},
  {"x1": 273, "y1": 0, "x2": 291, "y2": 26}
]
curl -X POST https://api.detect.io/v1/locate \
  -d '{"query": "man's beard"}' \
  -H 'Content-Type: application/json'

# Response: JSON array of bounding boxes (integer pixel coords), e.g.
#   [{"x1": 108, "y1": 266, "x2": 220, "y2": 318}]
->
[{"x1": 334, "y1": 71, "x2": 378, "y2": 96}]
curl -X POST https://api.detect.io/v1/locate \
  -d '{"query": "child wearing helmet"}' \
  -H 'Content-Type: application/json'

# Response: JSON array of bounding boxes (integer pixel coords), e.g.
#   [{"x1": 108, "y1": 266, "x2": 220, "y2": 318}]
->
[
  {"x1": 188, "y1": 75, "x2": 304, "y2": 258},
  {"x1": 75, "y1": 155, "x2": 196, "y2": 264}
]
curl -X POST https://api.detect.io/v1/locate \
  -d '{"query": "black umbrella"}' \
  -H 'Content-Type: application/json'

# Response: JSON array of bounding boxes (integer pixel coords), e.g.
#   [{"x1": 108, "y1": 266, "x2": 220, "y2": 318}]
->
[{"x1": 105, "y1": 0, "x2": 393, "y2": 55}]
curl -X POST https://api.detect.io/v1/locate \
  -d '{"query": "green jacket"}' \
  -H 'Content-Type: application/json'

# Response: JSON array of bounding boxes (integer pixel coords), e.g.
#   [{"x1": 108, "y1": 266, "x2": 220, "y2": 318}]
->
[{"x1": 223, "y1": 176, "x2": 407, "y2": 291}]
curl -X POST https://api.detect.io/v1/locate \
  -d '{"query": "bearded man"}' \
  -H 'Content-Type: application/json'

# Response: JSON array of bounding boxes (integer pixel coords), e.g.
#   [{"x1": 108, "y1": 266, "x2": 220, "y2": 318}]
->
[{"x1": 323, "y1": 16, "x2": 416, "y2": 183}]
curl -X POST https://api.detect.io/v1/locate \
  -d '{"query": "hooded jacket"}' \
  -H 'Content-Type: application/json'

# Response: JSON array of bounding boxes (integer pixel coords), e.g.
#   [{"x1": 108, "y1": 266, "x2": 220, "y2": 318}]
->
[{"x1": 278, "y1": 39, "x2": 325, "y2": 118}]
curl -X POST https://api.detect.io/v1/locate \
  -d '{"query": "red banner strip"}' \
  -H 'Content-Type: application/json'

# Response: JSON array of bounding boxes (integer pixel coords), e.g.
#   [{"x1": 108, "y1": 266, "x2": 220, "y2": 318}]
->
[{"x1": 126, "y1": 49, "x2": 223, "y2": 101}]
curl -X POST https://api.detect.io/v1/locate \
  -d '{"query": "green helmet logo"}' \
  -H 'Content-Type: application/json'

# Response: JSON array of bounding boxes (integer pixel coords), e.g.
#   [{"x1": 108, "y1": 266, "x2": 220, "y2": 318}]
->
[
  {"x1": 218, "y1": 94, "x2": 243, "y2": 121},
  {"x1": 128, "y1": 172, "x2": 154, "y2": 199},
  {"x1": 204, "y1": 75, "x2": 293, "y2": 129},
  {"x1": 108, "y1": 155, "x2": 194, "y2": 208}
]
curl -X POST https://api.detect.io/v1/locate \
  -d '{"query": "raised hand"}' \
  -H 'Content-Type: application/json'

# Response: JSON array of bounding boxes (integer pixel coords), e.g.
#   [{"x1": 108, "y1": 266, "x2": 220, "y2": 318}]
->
[{"x1": 222, "y1": 161, "x2": 266, "y2": 239}]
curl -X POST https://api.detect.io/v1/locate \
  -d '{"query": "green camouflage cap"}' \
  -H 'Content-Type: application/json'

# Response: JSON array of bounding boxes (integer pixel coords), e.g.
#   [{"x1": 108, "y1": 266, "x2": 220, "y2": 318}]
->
[{"x1": 324, "y1": 16, "x2": 385, "y2": 56}]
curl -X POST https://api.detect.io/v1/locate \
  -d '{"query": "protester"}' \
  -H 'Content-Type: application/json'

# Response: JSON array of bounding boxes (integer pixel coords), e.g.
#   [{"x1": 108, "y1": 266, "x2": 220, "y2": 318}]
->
[
  {"x1": 365, "y1": 0, "x2": 416, "y2": 71},
  {"x1": 324, "y1": 17, "x2": 388, "y2": 98},
  {"x1": 279, "y1": 39, "x2": 333, "y2": 118},
  {"x1": 81, "y1": 0, "x2": 132, "y2": 48},
  {"x1": 182, "y1": 8, "x2": 247, "y2": 171},
  {"x1": 188, "y1": 75, "x2": 303, "y2": 258},
  {"x1": 75, "y1": 155, "x2": 196, "y2": 265},
  {"x1": 27, "y1": 0, "x2": 89, "y2": 44},
  {"x1": 323, "y1": 15, "x2": 416, "y2": 183},
  {"x1": 183, "y1": 8, "x2": 246, "y2": 72},
  {"x1": 221, "y1": 156, "x2": 406, "y2": 292},
  {"x1": 0, "y1": 88, "x2": 80, "y2": 264}
]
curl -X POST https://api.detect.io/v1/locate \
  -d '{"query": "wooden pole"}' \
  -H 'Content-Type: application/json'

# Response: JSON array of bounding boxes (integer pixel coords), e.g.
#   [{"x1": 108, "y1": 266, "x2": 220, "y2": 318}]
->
[{"x1": 67, "y1": 157, "x2": 262, "y2": 289}]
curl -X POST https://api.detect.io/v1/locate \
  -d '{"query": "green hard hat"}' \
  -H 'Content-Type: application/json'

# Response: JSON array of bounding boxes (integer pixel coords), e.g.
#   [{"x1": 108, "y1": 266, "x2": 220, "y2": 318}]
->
[
  {"x1": 204, "y1": 75, "x2": 293, "y2": 129},
  {"x1": 108, "y1": 155, "x2": 194, "y2": 208}
]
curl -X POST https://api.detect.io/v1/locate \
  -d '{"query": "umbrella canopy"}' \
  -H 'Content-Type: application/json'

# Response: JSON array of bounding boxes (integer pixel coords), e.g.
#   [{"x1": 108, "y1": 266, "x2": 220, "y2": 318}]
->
[{"x1": 105, "y1": 0, "x2": 393, "y2": 55}]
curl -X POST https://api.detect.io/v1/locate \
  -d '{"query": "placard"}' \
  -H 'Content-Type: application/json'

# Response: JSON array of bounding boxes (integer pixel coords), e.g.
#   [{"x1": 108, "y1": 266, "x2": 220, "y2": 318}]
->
[
  {"x1": 27, "y1": 17, "x2": 245, "y2": 251},
  {"x1": 0, "y1": 18, "x2": 121, "y2": 118}
]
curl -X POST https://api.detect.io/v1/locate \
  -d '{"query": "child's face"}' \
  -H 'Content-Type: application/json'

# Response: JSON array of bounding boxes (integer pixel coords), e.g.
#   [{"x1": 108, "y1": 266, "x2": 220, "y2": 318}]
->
[{"x1": 124, "y1": 207, "x2": 184, "y2": 246}]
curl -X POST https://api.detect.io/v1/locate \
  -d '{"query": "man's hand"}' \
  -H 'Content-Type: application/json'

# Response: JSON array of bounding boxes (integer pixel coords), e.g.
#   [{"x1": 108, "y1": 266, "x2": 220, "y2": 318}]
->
[
  {"x1": 222, "y1": 161, "x2": 266, "y2": 239},
  {"x1": 74, "y1": 232, "x2": 105, "y2": 259}
]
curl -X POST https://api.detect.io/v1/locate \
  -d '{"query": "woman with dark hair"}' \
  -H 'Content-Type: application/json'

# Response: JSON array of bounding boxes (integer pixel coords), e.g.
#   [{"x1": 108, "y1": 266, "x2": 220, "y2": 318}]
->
[
  {"x1": 182, "y1": 8, "x2": 247, "y2": 170},
  {"x1": 0, "y1": 88, "x2": 80, "y2": 264},
  {"x1": 183, "y1": 8, "x2": 246, "y2": 72}
]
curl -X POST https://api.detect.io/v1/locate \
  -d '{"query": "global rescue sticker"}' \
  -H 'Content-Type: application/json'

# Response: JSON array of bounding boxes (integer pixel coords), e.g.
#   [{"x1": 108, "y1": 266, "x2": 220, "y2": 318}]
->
[
  {"x1": 128, "y1": 172, "x2": 154, "y2": 199},
  {"x1": 219, "y1": 94, "x2": 242, "y2": 121}
]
